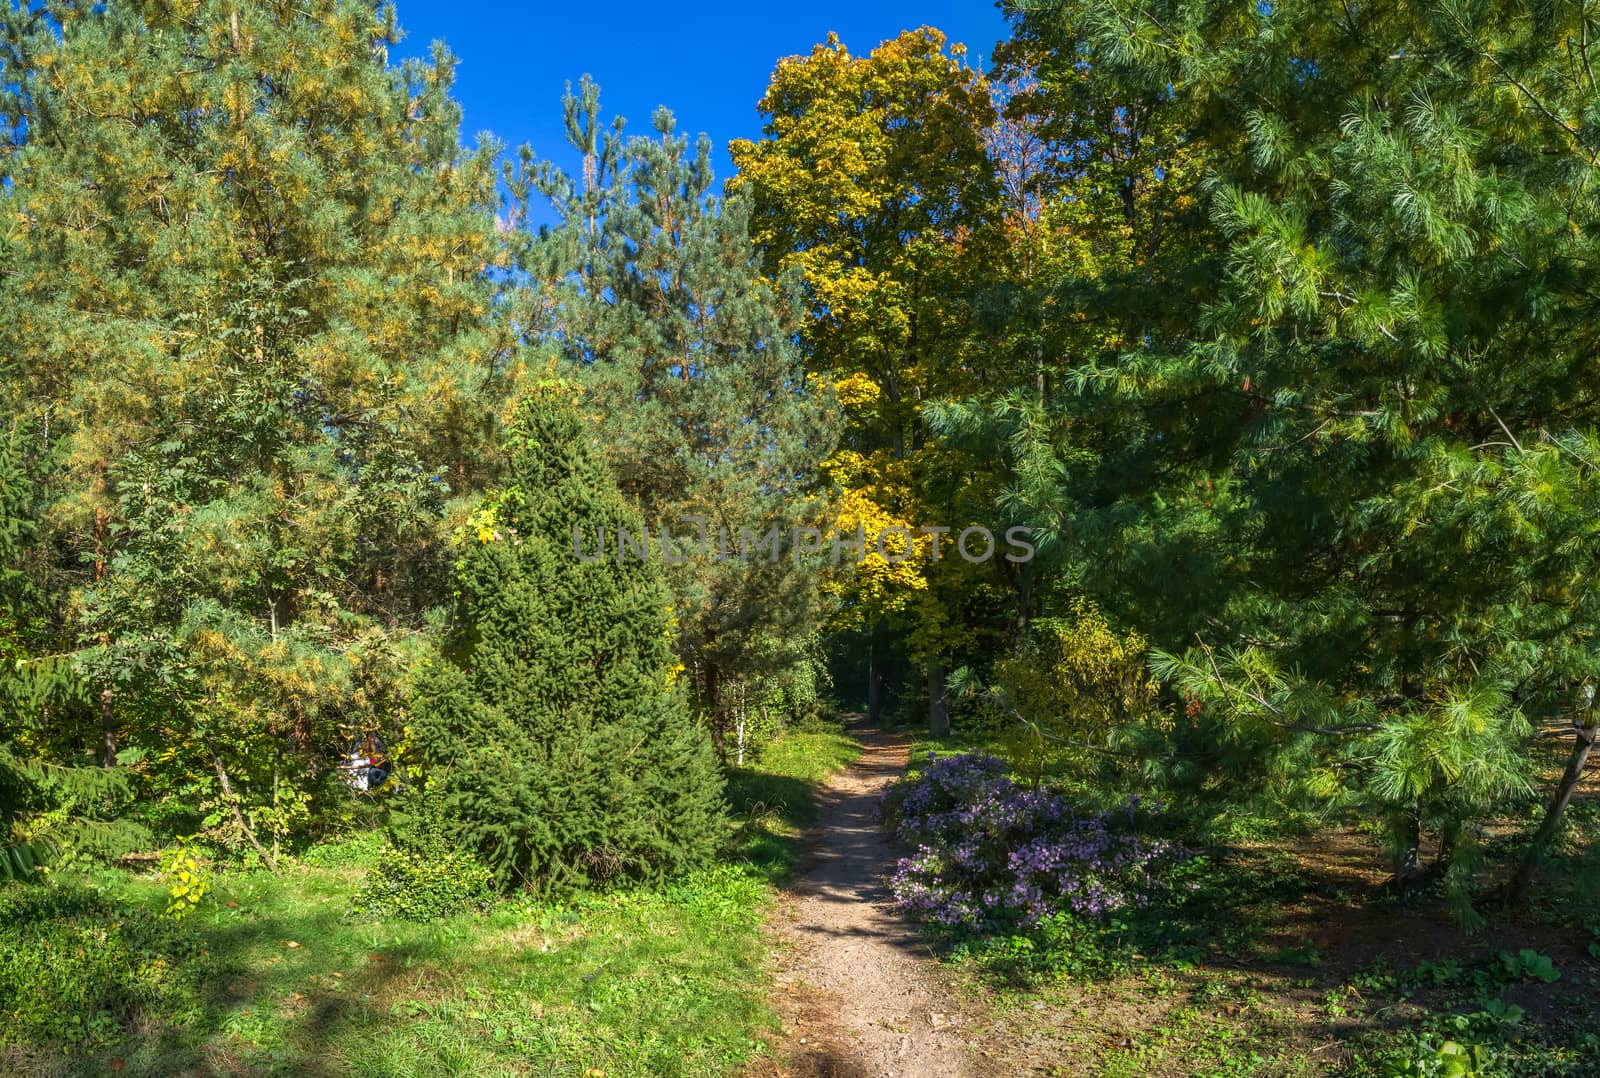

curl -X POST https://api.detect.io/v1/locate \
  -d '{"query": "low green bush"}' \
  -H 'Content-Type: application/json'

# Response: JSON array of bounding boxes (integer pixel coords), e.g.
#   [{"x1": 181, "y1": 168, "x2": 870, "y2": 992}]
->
[
  {"x1": 1378, "y1": 1036, "x2": 1495, "y2": 1078},
  {"x1": 351, "y1": 844, "x2": 494, "y2": 922},
  {"x1": 0, "y1": 881, "x2": 207, "y2": 1048}
]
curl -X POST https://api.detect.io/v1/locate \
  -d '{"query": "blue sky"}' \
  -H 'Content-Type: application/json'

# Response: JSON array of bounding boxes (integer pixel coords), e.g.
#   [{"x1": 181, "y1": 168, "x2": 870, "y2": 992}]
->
[{"x1": 394, "y1": 1, "x2": 1012, "y2": 186}]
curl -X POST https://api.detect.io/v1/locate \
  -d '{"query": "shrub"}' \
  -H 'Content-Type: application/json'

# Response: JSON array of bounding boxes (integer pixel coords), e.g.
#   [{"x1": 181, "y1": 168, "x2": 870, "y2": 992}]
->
[
  {"x1": 972, "y1": 600, "x2": 1164, "y2": 787},
  {"x1": 884, "y1": 752, "x2": 1189, "y2": 931},
  {"x1": 351, "y1": 844, "x2": 495, "y2": 923},
  {"x1": 0, "y1": 882, "x2": 206, "y2": 1048},
  {"x1": 158, "y1": 839, "x2": 211, "y2": 920},
  {"x1": 393, "y1": 393, "x2": 726, "y2": 896}
]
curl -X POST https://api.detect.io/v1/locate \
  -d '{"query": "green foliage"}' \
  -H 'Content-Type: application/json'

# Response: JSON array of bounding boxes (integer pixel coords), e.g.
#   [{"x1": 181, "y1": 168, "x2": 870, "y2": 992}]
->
[
  {"x1": 945, "y1": 844, "x2": 1217, "y2": 983},
  {"x1": 396, "y1": 394, "x2": 726, "y2": 895},
  {"x1": 0, "y1": 420, "x2": 150, "y2": 868},
  {"x1": 351, "y1": 844, "x2": 494, "y2": 923},
  {"x1": 0, "y1": 841, "x2": 38, "y2": 883},
  {"x1": 1, "y1": 0, "x2": 506, "y2": 861},
  {"x1": 158, "y1": 840, "x2": 211, "y2": 921},
  {"x1": 725, "y1": 720, "x2": 860, "y2": 880},
  {"x1": 0, "y1": 882, "x2": 207, "y2": 1049},
  {"x1": 957, "y1": 598, "x2": 1163, "y2": 787},
  {"x1": 1367, "y1": 996, "x2": 1537, "y2": 1077},
  {"x1": 0, "y1": 715, "x2": 860, "y2": 1073},
  {"x1": 942, "y1": 0, "x2": 1600, "y2": 915},
  {"x1": 1378, "y1": 1037, "x2": 1495, "y2": 1078},
  {"x1": 1494, "y1": 948, "x2": 1559, "y2": 985},
  {"x1": 508, "y1": 79, "x2": 838, "y2": 756}
]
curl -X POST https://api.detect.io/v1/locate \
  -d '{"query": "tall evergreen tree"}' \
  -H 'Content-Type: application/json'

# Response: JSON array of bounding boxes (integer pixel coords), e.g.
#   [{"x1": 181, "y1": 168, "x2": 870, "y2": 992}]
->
[
  {"x1": 1016, "y1": 0, "x2": 1600, "y2": 909},
  {"x1": 507, "y1": 80, "x2": 837, "y2": 756},
  {"x1": 397, "y1": 391, "x2": 726, "y2": 894},
  {"x1": 0, "y1": 0, "x2": 508, "y2": 859}
]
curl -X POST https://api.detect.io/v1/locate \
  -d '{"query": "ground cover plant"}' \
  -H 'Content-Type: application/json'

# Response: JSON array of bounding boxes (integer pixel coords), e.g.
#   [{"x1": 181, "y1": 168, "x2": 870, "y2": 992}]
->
[
  {"x1": 0, "y1": 724, "x2": 857, "y2": 1077},
  {"x1": 896, "y1": 734, "x2": 1600, "y2": 1077},
  {"x1": 884, "y1": 751, "x2": 1190, "y2": 930}
]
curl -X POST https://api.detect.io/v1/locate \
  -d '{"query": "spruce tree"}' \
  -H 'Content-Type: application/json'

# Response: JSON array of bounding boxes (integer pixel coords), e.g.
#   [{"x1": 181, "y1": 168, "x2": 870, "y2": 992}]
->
[
  {"x1": 507, "y1": 80, "x2": 837, "y2": 755},
  {"x1": 397, "y1": 391, "x2": 726, "y2": 895}
]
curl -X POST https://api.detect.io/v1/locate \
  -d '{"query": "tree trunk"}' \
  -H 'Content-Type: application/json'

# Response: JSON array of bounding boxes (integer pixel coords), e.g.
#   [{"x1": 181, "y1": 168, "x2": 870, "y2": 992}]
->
[
  {"x1": 867, "y1": 643, "x2": 882, "y2": 725},
  {"x1": 100, "y1": 687, "x2": 115, "y2": 767},
  {"x1": 928, "y1": 658, "x2": 949, "y2": 737},
  {"x1": 204, "y1": 735, "x2": 278, "y2": 873},
  {"x1": 1431, "y1": 822, "x2": 1458, "y2": 877},
  {"x1": 735, "y1": 683, "x2": 747, "y2": 767},
  {"x1": 1508, "y1": 720, "x2": 1598, "y2": 906},
  {"x1": 1392, "y1": 809, "x2": 1423, "y2": 883},
  {"x1": 271, "y1": 750, "x2": 281, "y2": 869},
  {"x1": 704, "y1": 663, "x2": 728, "y2": 763},
  {"x1": 290, "y1": 699, "x2": 312, "y2": 755}
]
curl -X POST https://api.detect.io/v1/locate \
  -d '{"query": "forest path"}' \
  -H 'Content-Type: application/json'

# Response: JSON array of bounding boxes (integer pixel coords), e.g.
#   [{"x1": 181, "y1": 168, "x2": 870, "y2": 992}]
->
[{"x1": 766, "y1": 723, "x2": 990, "y2": 1078}]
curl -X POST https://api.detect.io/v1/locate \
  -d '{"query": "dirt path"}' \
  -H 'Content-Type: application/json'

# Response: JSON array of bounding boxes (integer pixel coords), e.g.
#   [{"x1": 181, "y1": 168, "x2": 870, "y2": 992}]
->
[{"x1": 769, "y1": 725, "x2": 987, "y2": 1078}]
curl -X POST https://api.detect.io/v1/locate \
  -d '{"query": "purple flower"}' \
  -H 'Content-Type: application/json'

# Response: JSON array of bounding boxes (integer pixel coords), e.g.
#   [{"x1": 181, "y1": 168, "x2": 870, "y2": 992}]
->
[{"x1": 883, "y1": 753, "x2": 1192, "y2": 931}]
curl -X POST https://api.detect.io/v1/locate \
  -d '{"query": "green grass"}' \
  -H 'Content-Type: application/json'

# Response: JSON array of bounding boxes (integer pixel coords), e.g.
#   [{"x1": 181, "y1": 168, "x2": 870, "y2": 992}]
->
[
  {"x1": 1, "y1": 722, "x2": 862, "y2": 1077},
  {"x1": 724, "y1": 719, "x2": 860, "y2": 881},
  {"x1": 906, "y1": 721, "x2": 996, "y2": 768}
]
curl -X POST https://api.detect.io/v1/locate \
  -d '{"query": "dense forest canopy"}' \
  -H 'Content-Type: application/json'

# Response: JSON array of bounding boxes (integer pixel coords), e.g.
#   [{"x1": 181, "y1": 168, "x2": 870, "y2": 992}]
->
[{"x1": 1, "y1": 0, "x2": 1596, "y2": 959}]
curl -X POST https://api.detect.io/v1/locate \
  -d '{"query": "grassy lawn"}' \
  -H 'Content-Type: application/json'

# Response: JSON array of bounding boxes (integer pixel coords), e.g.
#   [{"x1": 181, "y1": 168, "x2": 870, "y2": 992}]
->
[
  {"x1": 724, "y1": 719, "x2": 860, "y2": 882},
  {"x1": 1, "y1": 722, "x2": 860, "y2": 1078}
]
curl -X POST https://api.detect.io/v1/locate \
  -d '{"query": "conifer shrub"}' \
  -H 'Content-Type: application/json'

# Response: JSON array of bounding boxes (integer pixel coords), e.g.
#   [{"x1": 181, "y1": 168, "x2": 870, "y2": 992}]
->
[{"x1": 388, "y1": 392, "x2": 726, "y2": 895}]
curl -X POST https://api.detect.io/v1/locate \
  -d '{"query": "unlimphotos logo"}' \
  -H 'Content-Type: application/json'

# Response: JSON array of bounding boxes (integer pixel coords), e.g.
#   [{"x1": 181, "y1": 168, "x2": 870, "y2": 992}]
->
[{"x1": 573, "y1": 517, "x2": 1034, "y2": 565}]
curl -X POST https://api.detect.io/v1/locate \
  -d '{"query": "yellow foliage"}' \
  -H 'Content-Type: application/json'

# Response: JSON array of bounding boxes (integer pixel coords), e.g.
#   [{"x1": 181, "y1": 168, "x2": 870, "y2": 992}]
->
[
  {"x1": 160, "y1": 842, "x2": 211, "y2": 921},
  {"x1": 818, "y1": 450, "x2": 931, "y2": 615},
  {"x1": 988, "y1": 599, "x2": 1164, "y2": 785},
  {"x1": 832, "y1": 372, "x2": 882, "y2": 408}
]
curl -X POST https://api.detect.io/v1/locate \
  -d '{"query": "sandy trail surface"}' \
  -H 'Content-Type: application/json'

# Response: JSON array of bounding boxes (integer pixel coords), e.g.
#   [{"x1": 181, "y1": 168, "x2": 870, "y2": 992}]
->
[{"x1": 769, "y1": 724, "x2": 988, "y2": 1078}]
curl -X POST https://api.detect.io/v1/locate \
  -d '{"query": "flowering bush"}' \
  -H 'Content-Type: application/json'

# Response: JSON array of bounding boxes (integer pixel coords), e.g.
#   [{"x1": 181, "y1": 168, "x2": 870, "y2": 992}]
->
[{"x1": 884, "y1": 752, "x2": 1189, "y2": 931}]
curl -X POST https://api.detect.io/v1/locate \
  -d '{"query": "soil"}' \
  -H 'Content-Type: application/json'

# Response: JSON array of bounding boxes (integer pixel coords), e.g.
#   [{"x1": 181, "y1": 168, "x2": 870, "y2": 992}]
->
[
  {"x1": 754, "y1": 730, "x2": 1600, "y2": 1077},
  {"x1": 762, "y1": 725, "x2": 992, "y2": 1078}
]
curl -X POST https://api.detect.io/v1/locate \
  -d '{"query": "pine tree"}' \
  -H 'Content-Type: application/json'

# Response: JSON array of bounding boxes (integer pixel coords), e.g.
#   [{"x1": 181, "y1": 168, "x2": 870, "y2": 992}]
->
[
  {"x1": 396, "y1": 391, "x2": 726, "y2": 895},
  {"x1": 0, "y1": 420, "x2": 146, "y2": 877},
  {"x1": 507, "y1": 80, "x2": 837, "y2": 756},
  {"x1": 932, "y1": 10, "x2": 1224, "y2": 642},
  {"x1": 0, "y1": 0, "x2": 507, "y2": 859},
  {"x1": 1016, "y1": 0, "x2": 1600, "y2": 909}
]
